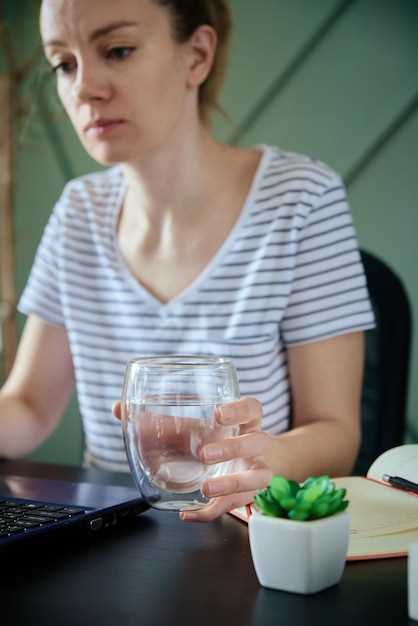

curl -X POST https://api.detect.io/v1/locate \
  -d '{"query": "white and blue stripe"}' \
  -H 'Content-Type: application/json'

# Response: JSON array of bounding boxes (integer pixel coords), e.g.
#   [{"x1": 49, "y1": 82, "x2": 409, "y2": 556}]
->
[{"x1": 18, "y1": 145, "x2": 375, "y2": 471}]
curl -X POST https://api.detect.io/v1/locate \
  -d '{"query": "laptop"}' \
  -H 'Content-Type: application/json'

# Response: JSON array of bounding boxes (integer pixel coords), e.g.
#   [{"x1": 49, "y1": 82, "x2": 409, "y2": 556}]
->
[{"x1": 0, "y1": 470, "x2": 149, "y2": 548}]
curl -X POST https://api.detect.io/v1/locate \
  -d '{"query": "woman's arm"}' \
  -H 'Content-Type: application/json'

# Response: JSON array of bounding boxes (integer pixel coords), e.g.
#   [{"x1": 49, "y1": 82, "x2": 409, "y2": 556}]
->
[
  {"x1": 180, "y1": 330, "x2": 364, "y2": 521},
  {"x1": 0, "y1": 315, "x2": 75, "y2": 458},
  {"x1": 263, "y1": 331, "x2": 364, "y2": 480}
]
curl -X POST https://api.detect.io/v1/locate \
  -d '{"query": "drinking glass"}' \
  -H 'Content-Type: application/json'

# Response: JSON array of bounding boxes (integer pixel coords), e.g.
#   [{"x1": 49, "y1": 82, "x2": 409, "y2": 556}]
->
[{"x1": 121, "y1": 355, "x2": 240, "y2": 511}]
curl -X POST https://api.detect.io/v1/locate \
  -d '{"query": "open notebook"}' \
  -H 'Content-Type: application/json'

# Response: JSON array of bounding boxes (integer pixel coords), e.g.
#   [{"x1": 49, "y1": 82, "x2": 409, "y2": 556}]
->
[{"x1": 230, "y1": 444, "x2": 418, "y2": 561}]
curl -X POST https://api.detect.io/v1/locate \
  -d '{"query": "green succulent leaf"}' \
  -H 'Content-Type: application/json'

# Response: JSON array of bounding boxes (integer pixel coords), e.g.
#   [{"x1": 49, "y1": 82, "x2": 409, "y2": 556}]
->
[
  {"x1": 254, "y1": 475, "x2": 349, "y2": 521},
  {"x1": 311, "y1": 499, "x2": 331, "y2": 519},
  {"x1": 288, "y1": 507, "x2": 310, "y2": 521},
  {"x1": 293, "y1": 497, "x2": 312, "y2": 512},
  {"x1": 269, "y1": 476, "x2": 293, "y2": 501},
  {"x1": 301, "y1": 476, "x2": 316, "y2": 489},
  {"x1": 279, "y1": 496, "x2": 297, "y2": 511},
  {"x1": 254, "y1": 491, "x2": 285, "y2": 517},
  {"x1": 328, "y1": 496, "x2": 345, "y2": 515},
  {"x1": 265, "y1": 488, "x2": 286, "y2": 516},
  {"x1": 302, "y1": 475, "x2": 330, "y2": 489},
  {"x1": 287, "y1": 480, "x2": 300, "y2": 497},
  {"x1": 333, "y1": 487, "x2": 347, "y2": 501},
  {"x1": 337, "y1": 500, "x2": 349, "y2": 513},
  {"x1": 325, "y1": 480, "x2": 336, "y2": 495},
  {"x1": 300, "y1": 476, "x2": 330, "y2": 504}
]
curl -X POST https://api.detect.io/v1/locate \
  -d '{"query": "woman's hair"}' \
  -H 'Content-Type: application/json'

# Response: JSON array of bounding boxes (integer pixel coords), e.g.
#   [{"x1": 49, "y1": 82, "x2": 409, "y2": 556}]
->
[{"x1": 153, "y1": 0, "x2": 232, "y2": 126}]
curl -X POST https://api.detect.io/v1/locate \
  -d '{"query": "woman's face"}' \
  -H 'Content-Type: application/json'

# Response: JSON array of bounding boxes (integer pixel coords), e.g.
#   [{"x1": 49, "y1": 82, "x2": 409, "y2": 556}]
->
[{"x1": 40, "y1": 0, "x2": 203, "y2": 166}]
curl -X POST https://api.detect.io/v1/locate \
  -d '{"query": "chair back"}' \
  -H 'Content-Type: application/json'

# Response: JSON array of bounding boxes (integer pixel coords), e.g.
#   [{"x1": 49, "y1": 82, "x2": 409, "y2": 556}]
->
[{"x1": 354, "y1": 250, "x2": 412, "y2": 474}]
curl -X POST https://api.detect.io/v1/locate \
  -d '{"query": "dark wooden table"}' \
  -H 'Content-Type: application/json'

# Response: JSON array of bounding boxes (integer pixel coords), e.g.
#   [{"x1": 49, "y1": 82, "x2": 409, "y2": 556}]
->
[{"x1": 0, "y1": 460, "x2": 413, "y2": 626}]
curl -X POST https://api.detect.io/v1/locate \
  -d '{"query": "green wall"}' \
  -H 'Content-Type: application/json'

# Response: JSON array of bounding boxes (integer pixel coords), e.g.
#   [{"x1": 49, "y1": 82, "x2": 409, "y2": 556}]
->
[{"x1": 1, "y1": 0, "x2": 417, "y2": 465}]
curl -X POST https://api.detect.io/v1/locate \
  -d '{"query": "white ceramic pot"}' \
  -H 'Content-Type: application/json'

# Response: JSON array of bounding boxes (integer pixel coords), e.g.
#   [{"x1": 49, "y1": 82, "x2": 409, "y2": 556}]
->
[
  {"x1": 408, "y1": 542, "x2": 418, "y2": 620},
  {"x1": 248, "y1": 510, "x2": 350, "y2": 594}
]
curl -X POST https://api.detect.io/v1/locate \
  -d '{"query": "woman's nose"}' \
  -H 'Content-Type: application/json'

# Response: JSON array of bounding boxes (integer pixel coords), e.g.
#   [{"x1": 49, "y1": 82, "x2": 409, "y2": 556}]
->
[{"x1": 72, "y1": 63, "x2": 111, "y2": 102}]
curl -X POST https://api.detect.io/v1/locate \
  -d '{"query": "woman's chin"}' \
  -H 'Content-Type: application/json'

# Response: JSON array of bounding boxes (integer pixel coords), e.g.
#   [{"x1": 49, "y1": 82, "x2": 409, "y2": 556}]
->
[{"x1": 85, "y1": 145, "x2": 130, "y2": 167}]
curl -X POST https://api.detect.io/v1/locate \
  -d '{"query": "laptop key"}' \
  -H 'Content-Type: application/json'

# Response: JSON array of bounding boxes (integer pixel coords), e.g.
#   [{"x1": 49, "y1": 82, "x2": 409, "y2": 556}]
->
[
  {"x1": 4, "y1": 526, "x2": 24, "y2": 535},
  {"x1": 33, "y1": 511, "x2": 62, "y2": 520},
  {"x1": 21, "y1": 515, "x2": 56, "y2": 524},
  {"x1": 15, "y1": 521, "x2": 40, "y2": 529},
  {"x1": 61, "y1": 507, "x2": 86, "y2": 515},
  {"x1": 49, "y1": 512, "x2": 74, "y2": 519},
  {"x1": 42, "y1": 505, "x2": 66, "y2": 512},
  {"x1": 5, "y1": 505, "x2": 27, "y2": 512}
]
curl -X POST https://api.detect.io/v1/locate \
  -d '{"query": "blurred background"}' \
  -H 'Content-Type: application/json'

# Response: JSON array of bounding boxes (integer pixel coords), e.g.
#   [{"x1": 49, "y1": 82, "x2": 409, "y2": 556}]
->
[{"x1": 0, "y1": 0, "x2": 417, "y2": 466}]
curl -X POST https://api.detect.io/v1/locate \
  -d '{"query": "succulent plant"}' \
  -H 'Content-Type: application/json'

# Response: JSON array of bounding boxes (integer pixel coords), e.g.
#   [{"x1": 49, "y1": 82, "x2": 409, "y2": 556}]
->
[{"x1": 254, "y1": 475, "x2": 349, "y2": 521}]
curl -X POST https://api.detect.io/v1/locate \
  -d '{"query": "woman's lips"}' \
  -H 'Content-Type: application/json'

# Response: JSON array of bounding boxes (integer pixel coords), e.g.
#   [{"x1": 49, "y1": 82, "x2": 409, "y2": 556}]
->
[{"x1": 85, "y1": 120, "x2": 126, "y2": 137}]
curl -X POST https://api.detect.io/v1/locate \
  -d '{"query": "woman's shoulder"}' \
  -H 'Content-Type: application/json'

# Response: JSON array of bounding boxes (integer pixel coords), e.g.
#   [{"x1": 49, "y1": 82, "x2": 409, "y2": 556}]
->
[
  {"x1": 251, "y1": 145, "x2": 347, "y2": 224},
  {"x1": 53, "y1": 166, "x2": 124, "y2": 221},
  {"x1": 262, "y1": 144, "x2": 342, "y2": 189},
  {"x1": 239, "y1": 145, "x2": 349, "y2": 241},
  {"x1": 61, "y1": 165, "x2": 123, "y2": 203}
]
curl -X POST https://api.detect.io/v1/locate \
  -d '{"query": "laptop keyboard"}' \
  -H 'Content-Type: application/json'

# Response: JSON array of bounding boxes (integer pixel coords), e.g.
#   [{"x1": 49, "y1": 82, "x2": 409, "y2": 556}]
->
[{"x1": 0, "y1": 498, "x2": 87, "y2": 538}]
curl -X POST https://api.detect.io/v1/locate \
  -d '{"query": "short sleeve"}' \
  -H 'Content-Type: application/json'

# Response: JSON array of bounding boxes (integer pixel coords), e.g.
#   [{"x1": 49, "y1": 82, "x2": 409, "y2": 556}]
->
[
  {"x1": 18, "y1": 206, "x2": 65, "y2": 327},
  {"x1": 281, "y1": 175, "x2": 375, "y2": 345}
]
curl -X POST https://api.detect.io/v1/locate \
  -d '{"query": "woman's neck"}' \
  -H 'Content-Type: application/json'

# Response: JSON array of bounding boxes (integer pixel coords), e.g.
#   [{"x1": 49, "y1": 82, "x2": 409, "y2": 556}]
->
[{"x1": 121, "y1": 125, "x2": 226, "y2": 228}]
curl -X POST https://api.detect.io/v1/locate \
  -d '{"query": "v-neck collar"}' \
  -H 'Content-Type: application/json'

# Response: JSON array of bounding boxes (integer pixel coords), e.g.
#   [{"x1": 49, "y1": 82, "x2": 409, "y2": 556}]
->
[{"x1": 110, "y1": 144, "x2": 273, "y2": 313}]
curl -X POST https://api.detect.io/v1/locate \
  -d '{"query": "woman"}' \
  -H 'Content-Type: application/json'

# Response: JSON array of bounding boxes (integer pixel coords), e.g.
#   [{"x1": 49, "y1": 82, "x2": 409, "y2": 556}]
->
[{"x1": 0, "y1": 0, "x2": 374, "y2": 521}]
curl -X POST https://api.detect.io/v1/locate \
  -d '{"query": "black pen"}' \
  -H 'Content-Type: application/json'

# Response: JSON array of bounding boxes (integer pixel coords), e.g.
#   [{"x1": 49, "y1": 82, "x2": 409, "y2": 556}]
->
[{"x1": 382, "y1": 474, "x2": 418, "y2": 495}]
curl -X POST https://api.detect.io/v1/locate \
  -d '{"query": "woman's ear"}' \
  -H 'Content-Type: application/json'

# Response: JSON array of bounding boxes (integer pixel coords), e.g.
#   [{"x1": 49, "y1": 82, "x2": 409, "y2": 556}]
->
[{"x1": 185, "y1": 25, "x2": 217, "y2": 88}]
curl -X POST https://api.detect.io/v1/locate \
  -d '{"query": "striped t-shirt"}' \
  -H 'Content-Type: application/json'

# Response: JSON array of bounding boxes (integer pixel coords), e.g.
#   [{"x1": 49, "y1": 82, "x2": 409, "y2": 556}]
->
[{"x1": 18, "y1": 145, "x2": 375, "y2": 471}]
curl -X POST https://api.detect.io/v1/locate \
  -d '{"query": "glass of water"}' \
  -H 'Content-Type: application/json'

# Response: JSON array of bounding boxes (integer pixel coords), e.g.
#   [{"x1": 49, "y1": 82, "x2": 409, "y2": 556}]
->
[{"x1": 121, "y1": 355, "x2": 240, "y2": 511}]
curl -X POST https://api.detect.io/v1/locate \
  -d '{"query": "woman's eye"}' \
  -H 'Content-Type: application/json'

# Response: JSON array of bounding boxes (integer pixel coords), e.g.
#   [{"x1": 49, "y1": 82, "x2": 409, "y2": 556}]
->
[
  {"x1": 107, "y1": 47, "x2": 134, "y2": 61},
  {"x1": 51, "y1": 61, "x2": 74, "y2": 75}
]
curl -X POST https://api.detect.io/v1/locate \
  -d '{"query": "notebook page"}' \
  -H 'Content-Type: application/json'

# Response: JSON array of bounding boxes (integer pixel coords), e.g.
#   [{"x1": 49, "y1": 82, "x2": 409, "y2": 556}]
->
[
  {"x1": 346, "y1": 527, "x2": 418, "y2": 559},
  {"x1": 334, "y1": 476, "x2": 418, "y2": 537},
  {"x1": 367, "y1": 444, "x2": 418, "y2": 483}
]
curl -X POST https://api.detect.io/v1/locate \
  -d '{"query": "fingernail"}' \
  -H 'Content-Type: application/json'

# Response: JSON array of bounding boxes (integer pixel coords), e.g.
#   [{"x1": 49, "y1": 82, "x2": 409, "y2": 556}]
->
[
  {"x1": 180, "y1": 512, "x2": 197, "y2": 522},
  {"x1": 204, "y1": 482, "x2": 215, "y2": 496},
  {"x1": 218, "y1": 405, "x2": 234, "y2": 423},
  {"x1": 205, "y1": 479, "x2": 227, "y2": 496},
  {"x1": 203, "y1": 445, "x2": 223, "y2": 462}
]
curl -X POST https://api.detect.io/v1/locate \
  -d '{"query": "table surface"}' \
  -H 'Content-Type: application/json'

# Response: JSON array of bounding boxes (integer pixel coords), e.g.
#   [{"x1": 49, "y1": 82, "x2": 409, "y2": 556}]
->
[{"x1": 0, "y1": 460, "x2": 413, "y2": 626}]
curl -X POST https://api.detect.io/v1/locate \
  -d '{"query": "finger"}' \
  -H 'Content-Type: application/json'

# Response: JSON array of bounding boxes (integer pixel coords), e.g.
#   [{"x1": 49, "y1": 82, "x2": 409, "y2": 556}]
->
[
  {"x1": 180, "y1": 491, "x2": 256, "y2": 523},
  {"x1": 112, "y1": 400, "x2": 122, "y2": 420},
  {"x1": 216, "y1": 397, "x2": 263, "y2": 429},
  {"x1": 201, "y1": 431, "x2": 272, "y2": 464},
  {"x1": 202, "y1": 465, "x2": 273, "y2": 498}
]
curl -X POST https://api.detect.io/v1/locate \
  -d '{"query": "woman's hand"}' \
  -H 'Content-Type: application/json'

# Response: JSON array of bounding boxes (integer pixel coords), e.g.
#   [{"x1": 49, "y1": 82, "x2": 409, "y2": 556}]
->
[
  {"x1": 180, "y1": 397, "x2": 273, "y2": 522},
  {"x1": 112, "y1": 397, "x2": 273, "y2": 523}
]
